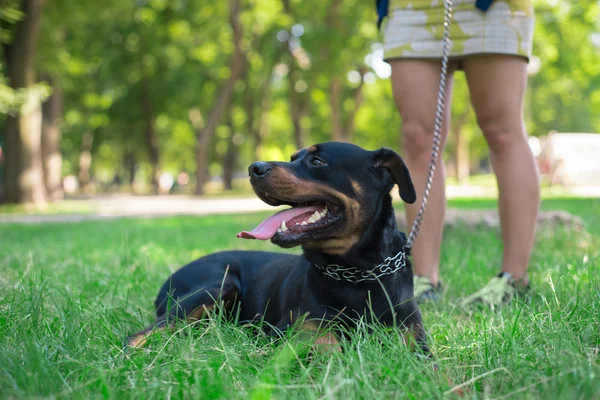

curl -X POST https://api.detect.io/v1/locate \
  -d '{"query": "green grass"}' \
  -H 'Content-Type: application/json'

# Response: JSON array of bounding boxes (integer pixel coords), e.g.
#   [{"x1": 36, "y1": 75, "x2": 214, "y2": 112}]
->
[{"x1": 1, "y1": 199, "x2": 599, "y2": 399}]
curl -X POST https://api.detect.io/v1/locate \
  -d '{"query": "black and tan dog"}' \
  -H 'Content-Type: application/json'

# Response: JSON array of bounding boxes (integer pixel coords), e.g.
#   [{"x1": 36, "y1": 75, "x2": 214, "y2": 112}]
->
[{"x1": 127, "y1": 142, "x2": 428, "y2": 354}]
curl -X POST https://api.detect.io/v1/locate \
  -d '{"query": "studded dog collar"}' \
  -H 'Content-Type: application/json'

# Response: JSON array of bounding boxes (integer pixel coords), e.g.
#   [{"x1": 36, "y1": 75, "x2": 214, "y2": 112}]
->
[{"x1": 314, "y1": 248, "x2": 407, "y2": 283}]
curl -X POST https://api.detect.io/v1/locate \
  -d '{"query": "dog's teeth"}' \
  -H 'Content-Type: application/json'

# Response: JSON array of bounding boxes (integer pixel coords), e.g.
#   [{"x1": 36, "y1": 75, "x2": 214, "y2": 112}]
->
[
  {"x1": 280, "y1": 221, "x2": 288, "y2": 231},
  {"x1": 320, "y1": 208, "x2": 327, "y2": 217},
  {"x1": 312, "y1": 211, "x2": 322, "y2": 221},
  {"x1": 308, "y1": 216, "x2": 316, "y2": 223},
  {"x1": 277, "y1": 228, "x2": 282, "y2": 233},
  {"x1": 301, "y1": 221, "x2": 307, "y2": 225}
]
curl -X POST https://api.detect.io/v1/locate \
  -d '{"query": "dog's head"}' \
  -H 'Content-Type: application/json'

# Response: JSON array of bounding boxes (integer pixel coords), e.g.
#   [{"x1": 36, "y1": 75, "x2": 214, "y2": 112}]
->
[{"x1": 237, "y1": 142, "x2": 415, "y2": 255}]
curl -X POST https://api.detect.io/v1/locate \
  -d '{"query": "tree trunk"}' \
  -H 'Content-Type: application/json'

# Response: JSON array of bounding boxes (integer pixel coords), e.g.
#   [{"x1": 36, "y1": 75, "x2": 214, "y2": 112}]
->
[
  {"x1": 249, "y1": 39, "x2": 287, "y2": 160},
  {"x1": 124, "y1": 151, "x2": 137, "y2": 188},
  {"x1": 343, "y1": 67, "x2": 367, "y2": 142},
  {"x1": 138, "y1": 27, "x2": 160, "y2": 194},
  {"x1": 330, "y1": 77, "x2": 343, "y2": 141},
  {"x1": 290, "y1": 98, "x2": 305, "y2": 150},
  {"x1": 194, "y1": 127, "x2": 211, "y2": 195},
  {"x1": 3, "y1": 117, "x2": 20, "y2": 203},
  {"x1": 78, "y1": 132, "x2": 94, "y2": 193},
  {"x1": 141, "y1": 75, "x2": 160, "y2": 194},
  {"x1": 281, "y1": 0, "x2": 312, "y2": 150},
  {"x1": 194, "y1": 0, "x2": 246, "y2": 195},
  {"x1": 41, "y1": 77, "x2": 64, "y2": 201},
  {"x1": 322, "y1": 0, "x2": 344, "y2": 143},
  {"x1": 3, "y1": 0, "x2": 47, "y2": 205},
  {"x1": 257, "y1": 92, "x2": 271, "y2": 159},
  {"x1": 455, "y1": 129, "x2": 470, "y2": 182},
  {"x1": 244, "y1": 89, "x2": 261, "y2": 161},
  {"x1": 329, "y1": 72, "x2": 366, "y2": 143},
  {"x1": 137, "y1": 5, "x2": 165, "y2": 195},
  {"x1": 222, "y1": 118, "x2": 238, "y2": 191},
  {"x1": 451, "y1": 112, "x2": 470, "y2": 182},
  {"x1": 287, "y1": 60, "x2": 307, "y2": 149},
  {"x1": 9, "y1": 95, "x2": 46, "y2": 204}
]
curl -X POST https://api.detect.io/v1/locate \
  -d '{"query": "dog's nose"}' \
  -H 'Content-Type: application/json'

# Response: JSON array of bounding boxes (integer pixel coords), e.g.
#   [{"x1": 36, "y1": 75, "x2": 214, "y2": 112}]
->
[{"x1": 249, "y1": 162, "x2": 272, "y2": 178}]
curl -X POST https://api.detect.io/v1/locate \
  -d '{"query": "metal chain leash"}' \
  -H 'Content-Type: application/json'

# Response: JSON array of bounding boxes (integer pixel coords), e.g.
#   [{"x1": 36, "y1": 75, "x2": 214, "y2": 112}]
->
[
  {"x1": 405, "y1": 0, "x2": 454, "y2": 250},
  {"x1": 315, "y1": 0, "x2": 453, "y2": 282}
]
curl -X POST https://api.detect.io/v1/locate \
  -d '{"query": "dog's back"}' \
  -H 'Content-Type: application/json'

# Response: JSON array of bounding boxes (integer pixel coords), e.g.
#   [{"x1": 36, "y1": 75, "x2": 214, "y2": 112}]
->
[{"x1": 153, "y1": 250, "x2": 306, "y2": 324}]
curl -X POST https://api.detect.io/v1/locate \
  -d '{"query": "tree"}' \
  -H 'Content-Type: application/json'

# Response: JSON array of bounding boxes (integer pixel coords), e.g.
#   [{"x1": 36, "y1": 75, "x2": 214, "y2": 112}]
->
[
  {"x1": 528, "y1": 1, "x2": 600, "y2": 135},
  {"x1": 41, "y1": 74, "x2": 64, "y2": 200},
  {"x1": 3, "y1": 0, "x2": 48, "y2": 205},
  {"x1": 1, "y1": 0, "x2": 594, "y2": 203},
  {"x1": 192, "y1": 0, "x2": 247, "y2": 195}
]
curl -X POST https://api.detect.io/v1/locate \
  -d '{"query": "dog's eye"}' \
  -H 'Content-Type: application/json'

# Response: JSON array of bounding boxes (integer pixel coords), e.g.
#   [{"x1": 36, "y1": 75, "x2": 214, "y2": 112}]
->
[{"x1": 310, "y1": 157, "x2": 326, "y2": 167}]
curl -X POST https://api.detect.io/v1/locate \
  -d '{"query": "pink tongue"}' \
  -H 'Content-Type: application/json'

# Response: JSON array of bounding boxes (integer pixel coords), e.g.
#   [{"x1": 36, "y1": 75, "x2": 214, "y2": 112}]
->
[{"x1": 237, "y1": 206, "x2": 320, "y2": 240}]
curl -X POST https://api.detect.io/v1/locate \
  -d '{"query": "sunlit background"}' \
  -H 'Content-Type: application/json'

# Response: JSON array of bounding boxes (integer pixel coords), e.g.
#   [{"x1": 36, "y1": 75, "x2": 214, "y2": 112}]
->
[{"x1": 1, "y1": 0, "x2": 599, "y2": 205}]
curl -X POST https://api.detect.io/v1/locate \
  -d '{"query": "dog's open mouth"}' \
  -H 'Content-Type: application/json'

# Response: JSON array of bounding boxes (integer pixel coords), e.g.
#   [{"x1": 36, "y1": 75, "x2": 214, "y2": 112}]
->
[{"x1": 237, "y1": 200, "x2": 343, "y2": 241}]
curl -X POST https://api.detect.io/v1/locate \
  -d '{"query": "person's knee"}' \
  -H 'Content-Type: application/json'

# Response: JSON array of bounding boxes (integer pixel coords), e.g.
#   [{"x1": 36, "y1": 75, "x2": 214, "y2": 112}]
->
[
  {"x1": 402, "y1": 120, "x2": 436, "y2": 157},
  {"x1": 478, "y1": 116, "x2": 525, "y2": 156}
]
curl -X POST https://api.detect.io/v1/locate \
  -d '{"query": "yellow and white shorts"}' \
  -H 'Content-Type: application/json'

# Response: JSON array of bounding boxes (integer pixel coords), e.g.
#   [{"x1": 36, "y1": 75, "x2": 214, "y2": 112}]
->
[{"x1": 382, "y1": 0, "x2": 534, "y2": 62}]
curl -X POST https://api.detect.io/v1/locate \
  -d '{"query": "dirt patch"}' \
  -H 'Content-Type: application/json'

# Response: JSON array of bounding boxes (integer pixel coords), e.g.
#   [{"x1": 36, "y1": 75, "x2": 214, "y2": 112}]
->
[{"x1": 396, "y1": 210, "x2": 584, "y2": 231}]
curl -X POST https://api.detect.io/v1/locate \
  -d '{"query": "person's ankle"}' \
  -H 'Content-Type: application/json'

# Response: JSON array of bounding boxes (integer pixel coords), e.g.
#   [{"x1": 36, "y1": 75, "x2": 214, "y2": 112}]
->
[
  {"x1": 501, "y1": 270, "x2": 529, "y2": 287},
  {"x1": 415, "y1": 274, "x2": 440, "y2": 288}
]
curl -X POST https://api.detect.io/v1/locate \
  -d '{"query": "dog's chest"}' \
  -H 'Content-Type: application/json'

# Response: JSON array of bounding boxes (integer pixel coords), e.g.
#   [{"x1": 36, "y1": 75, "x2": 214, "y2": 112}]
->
[{"x1": 309, "y1": 285, "x2": 403, "y2": 325}]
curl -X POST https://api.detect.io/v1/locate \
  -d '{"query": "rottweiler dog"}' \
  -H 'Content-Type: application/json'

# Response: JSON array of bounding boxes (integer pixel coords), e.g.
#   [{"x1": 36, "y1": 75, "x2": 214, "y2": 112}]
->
[{"x1": 127, "y1": 142, "x2": 428, "y2": 354}]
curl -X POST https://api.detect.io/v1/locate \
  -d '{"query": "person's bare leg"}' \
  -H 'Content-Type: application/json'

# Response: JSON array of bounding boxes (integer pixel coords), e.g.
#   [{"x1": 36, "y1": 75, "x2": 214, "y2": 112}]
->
[
  {"x1": 390, "y1": 59, "x2": 457, "y2": 287},
  {"x1": 463, "y1": 55, "x2": 540, "y2": 283}
]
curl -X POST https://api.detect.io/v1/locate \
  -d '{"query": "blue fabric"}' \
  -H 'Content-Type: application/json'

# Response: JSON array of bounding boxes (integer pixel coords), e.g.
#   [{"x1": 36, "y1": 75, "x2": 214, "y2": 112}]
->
[
  {"x1": 376, "y1": 0, "x2": 389, "y2": 30},
  {"x1": 475, "y1": 0, "x2": 494, "y2": 11}
]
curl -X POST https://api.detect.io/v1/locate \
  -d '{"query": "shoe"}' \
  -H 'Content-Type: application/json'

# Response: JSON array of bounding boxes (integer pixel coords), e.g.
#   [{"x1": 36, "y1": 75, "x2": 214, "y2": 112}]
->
[
  {"x1": 413, "y1": 275, "x2": 442, "y2": 303},
  {"x1": 459, "y1": 272, "x2": 531, "y2": 309}
]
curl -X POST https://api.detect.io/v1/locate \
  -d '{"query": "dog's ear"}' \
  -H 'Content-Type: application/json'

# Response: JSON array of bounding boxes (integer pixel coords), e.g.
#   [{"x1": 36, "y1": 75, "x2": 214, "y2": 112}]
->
[{"x1": 373, "y1": 148, "x2": 417, "y2": 204}]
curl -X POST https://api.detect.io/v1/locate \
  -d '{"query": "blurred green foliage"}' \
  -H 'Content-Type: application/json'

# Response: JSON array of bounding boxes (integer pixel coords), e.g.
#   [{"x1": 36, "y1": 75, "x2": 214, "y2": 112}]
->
[{"x1": 1, "y1": 0, "x2": 599, "y2": 189}]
